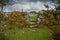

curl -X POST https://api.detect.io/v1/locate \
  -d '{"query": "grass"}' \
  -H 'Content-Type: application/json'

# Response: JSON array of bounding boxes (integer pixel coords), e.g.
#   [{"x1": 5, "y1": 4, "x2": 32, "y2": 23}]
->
[
  {"x1": 29, "y1": 16, "x2": 38, "y2": 20},
  {"x1": 7, "y1": 27, "x2": 53, "y2": 40}
]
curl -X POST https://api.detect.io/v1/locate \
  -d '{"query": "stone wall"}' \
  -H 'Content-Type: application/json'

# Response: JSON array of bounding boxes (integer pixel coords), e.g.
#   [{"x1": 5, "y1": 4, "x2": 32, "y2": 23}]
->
[{"x1": 25, "y1": 12, "x2": 44, "y2": 28}]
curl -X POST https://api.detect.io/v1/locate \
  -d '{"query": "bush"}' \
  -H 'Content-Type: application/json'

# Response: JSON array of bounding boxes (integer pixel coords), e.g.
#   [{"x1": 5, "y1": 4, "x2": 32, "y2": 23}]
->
[
  {"x1": 0, "y1": 25, "x2": 8, "y2": 40},
  {"x1": 0, "y1": 32, "x2": 8, "y2": 40},
  {"x1": 5, "y1": 12, "x2": 28, "y2": 29}
]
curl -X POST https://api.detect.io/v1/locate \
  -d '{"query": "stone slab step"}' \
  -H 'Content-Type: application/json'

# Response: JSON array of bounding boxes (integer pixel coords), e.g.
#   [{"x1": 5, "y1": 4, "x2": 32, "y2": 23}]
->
[
  {"x1": 30, "y1": 25, "x2": 37, "y2": 28},
  {"x1": 29, "y1": 21, "x2": 40, "y2": 24}
]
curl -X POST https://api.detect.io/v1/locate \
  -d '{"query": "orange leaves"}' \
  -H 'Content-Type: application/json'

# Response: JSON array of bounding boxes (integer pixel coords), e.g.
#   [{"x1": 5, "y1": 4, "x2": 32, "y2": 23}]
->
[{"x1": 4, "y1": 11, "x2": 28, "y2": 28}]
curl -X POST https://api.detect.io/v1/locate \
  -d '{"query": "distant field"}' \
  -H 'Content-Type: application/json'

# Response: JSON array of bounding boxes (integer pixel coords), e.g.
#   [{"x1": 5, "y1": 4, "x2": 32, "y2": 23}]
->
[
  {"x1": 7, "y1": 27, "x2": 53, "y2": 40},
  {"x1": 29, "y1": 16, "x2": 38, "y2": 20}
]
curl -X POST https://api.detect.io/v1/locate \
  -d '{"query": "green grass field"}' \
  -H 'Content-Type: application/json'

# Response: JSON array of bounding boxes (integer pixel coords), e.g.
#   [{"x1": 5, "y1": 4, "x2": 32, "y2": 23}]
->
[
  {"x1": 7, "y1": 27, "x2": 53, "y2": 40},
  {"x1": 29, "y1": 16, "x2": 38, "y2": 20}
]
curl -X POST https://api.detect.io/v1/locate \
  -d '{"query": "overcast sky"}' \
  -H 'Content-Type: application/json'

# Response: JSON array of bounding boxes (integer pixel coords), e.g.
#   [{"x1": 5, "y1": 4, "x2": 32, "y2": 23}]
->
[{"x1": 4, "y1": 0, "x2": 55, "y2": 12}]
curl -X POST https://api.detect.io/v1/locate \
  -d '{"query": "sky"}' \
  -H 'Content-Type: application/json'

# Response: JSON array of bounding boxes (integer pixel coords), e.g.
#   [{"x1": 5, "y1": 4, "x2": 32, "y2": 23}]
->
[{"x1": 4, "y1": 0, "x2": 56, "y2": 12}]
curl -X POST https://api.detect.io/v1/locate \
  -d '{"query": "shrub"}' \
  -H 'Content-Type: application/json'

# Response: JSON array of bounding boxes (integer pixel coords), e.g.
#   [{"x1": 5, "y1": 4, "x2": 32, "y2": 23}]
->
[{"x1": 5, "y1": 12, "x2": 28, "y2": 29}]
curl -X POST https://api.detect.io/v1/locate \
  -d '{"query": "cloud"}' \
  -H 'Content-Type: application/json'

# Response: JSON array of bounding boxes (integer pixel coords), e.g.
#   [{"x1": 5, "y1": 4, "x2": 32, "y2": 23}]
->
[
  {"x1": 5, "y1": 2, "x2": 45, "y2": 12},
  {"x1": 13, "y1": 0, "x2": 52, "y2": 3},
  {"x1": 4, "y1": 0, "x2": 55, "y2": 12},
  {"x1": 11, "y1": 4, "x2": 30, "y2": 11}
]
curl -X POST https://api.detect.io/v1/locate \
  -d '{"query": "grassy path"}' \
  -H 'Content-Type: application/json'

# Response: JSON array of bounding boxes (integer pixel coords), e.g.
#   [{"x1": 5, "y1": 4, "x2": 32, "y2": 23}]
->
[{"x1": 7, "y1": 27, "x2": 53, "y2": 40}]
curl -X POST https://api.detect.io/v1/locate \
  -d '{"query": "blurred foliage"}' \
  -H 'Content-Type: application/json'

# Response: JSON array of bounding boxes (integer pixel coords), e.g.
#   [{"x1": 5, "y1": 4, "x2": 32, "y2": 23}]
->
[
  {"x1": 0, "y1": 11, "x2": 28, "y2": 40},
  {"x1": 5, "y1": 11, "x2": 28, "y2": 29},
  {"x1": 43, "y1": 0, "x2": 60, "y2": 39}
]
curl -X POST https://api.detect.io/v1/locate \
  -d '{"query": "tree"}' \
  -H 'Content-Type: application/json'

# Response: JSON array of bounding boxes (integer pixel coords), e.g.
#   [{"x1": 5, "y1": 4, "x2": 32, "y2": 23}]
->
[
  {"x1": 44, "y1": 0, "x2": 60, "y2": 40},
  {"x1": 44, "y1": 4, "x2": 49, "y2": 10},
  {"x1": 0, "y1": 0, "x2": 10, "y2": 22},
  {"x1": 0, "y1": 0, "x2": 15, "y2": 12},
  {"x1": 51, "y1": 0, "x2": 60, "y2": 11},
  {"x1": 0, "y1": 0, "x2": 10, "y2": 11}
]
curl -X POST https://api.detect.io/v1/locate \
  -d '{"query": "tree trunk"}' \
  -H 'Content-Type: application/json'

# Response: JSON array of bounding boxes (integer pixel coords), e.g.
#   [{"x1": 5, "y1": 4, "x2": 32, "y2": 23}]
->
[
  {"x1": 1, "y1": 5, "x2": 3, "y2": 12},
  {"x1": 1, "y1": 5, "x2": 5, "y2": 18}
]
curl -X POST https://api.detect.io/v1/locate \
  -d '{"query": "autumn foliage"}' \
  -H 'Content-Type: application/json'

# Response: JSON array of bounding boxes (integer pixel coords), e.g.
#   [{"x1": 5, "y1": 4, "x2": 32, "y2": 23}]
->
[{"x1": 0, "y1": 11, "x2": 28, "y2": 29}]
